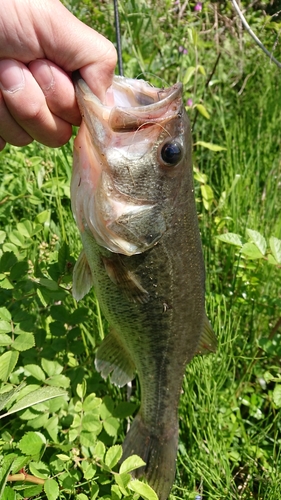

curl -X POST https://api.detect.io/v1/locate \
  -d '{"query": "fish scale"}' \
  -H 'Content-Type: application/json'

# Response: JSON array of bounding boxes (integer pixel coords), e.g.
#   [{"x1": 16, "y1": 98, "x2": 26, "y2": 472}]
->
[{"x1": 71, "y1": 71, "x2": 217, "y2": 499}]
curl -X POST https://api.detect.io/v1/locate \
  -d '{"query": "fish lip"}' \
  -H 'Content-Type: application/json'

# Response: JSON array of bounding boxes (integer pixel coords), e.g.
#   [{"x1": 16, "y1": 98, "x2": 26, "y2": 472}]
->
[{"x1": 73, "y1": 71, "x2": 183, "y2": 131}]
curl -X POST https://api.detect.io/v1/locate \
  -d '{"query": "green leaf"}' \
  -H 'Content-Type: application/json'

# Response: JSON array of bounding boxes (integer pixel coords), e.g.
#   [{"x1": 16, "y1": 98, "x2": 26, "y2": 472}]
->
[
  {"x1": 195, "y1": 141, "x2": 226, "y2": 151},
  {"x1": 0, "y1": 252, "x2": 17, "y2": 273},
  {"x1": 82, "y1": 413, "x2": 102, "y2": 434},
  {"x1": 194, "y1": 104, "x2": 210, "y2": 119},
  {"x1": 80, "y1": 430, "x2": 99, "y2": 447},
  {"x1": 198, "y1": 64, "x2": 206, "y2": 76},
  {"x1": 0, "y1": 277, "x2": 14, "y2": 290},
  {"x1": 77, "y1": 495, "x2": 88, "y2": 500},
  {"x1": 193, "y1": 171, "x2": 208, "y2": 184},
  {"x1": 0, "y1": 334, "x2": 12, "y2": 346},
  {"x1": 2, "y1": 485, "x2": 16, "y2": 500},
  {"x1": 200, "y1": 184, "x2": 214, "y2": 210},
  {"x1": 267, "y1": 254, "x2": 277, "y2": 265},
  {"x1": 23, "y1": 485, "x2": 43, "y2": 497},
  {"x1": 58, "y1": 241, "x2": 69, "y2": 273},
  {"x1": 29, "y1": 461, "x2": 50, "y2": 479},
  {"x1": 94, "y1": 441, "x2": 106, "y2": 461},
  {"x1": 18, "y1": 431, "x2": 46, "y2": 456},
  {"x1": 0, "y1": 382, "x2": 26, "y2": 412},
  {"x1": 76, "y1": 380, "x2": 87, "y2": 399},
  {"x1": 228, "y1": 450, "x2": 241, "y2": 462},
  {"x1": 45, "y1": 414, "x2": 59, "y2": 442},
  {"x1": 44, "y1": 478, "x2": 59, "y2": 500},
  {"x1": 10, "y1": 261, "x2": 28, "y2": 280},
  {"x1": 17, "y1": 220, "x2": 33, "y2": 238},
  {"x1": 69, "y1": 307, "x2": 89, "y2": 325},
  {"x1": 83, "y1": 463, "x2": 96, "y2": 480},
  {"x1": 12, "y1": 333, "x2": 35, "y2": 351},
  {"x1": 0, "y1": 454, "x2": 17, "y2": 497},
  {"x1": 0, "y1": 307, "x2": 11, "y2": 322},
  {"x1": 45, "y1": 374, "x2": 70, "y2": 389},
  {"x1": 41, "y1": 359, "x2": 63, "y2": 377},
  {"x1": 1, "y1": 386, "x2": 67, "y2": 418},
  {"x1": 8, "y1": 230, "x2": 25, "y2": 247},
  {"x1": 83, "y1": 393, "x2": 102, "y2": 412},
  {"x1": 183, "y1": 66, "x2": 196, "y2": 85},
  {"x1": 0, "y1": 321, "x2": 11, "y2": 334},
  {"x1": 105, "y1": 445, "x2": 123, "y2": 469},
  {"x1": 119, "y1": 455, "x2": 146, "y2": 474},
  {"x1": 246, "y1": 229, "x2": 267, "y2": 255},
  {"x1": 56, "y1": 454, "x2": 71, "y2": 462},
  {"x1": 10, "y1": 454, "x2": 30, "y2": 474},
  {"x1": 273, "y1": 385, "x2": 281, "y2": 408},
  {"x1": 38, "y1": 278, "x2": 59, "y2": 291},
  {"x1": 0, "y1": 230, "x2": 6, "y2": 245},
  {"x1": 24, "y1": 364, "x2": 46, "y2": 381},
  {"x1": 0, "y1": 351, "x2": 19, "y2": 382},
  {"x1": 103, "y1": 416, "x2": 120, "y2": 437},
  {"x1": 35, "y1": 210, "x2": 51, "y2": 224},
  {"x1": 111, "y1": 484, "x2": 122, "y2": 500},
  {"x1": 128, "y1": 479, "x2": 158, "y2": 500},
  {"x1": 269, "y1": 236, "x2": 281, "y2": 264},
  {"x1": 217, "y1": 233, "x2": 243, "y2": 247},
  {"x1": 240, "y1": 242, "x2": 263, "y2": 260},
  {"x1": 115, "y1": 472, "x2": 131, "y2": 496}
]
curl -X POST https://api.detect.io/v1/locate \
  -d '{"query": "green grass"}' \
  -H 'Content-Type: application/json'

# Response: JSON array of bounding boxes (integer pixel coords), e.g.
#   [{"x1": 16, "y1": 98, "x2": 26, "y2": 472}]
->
[{"x1": 1, "y1": 1, "x2": 281, "y2": 499}]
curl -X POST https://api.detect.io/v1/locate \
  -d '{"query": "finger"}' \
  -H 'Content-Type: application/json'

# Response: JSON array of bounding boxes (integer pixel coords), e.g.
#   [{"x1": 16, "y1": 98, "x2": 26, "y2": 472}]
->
[
  {"x1": 28, "y1": 59, "x2": 81, "y2": 125},
  {"x1": 0, "y1": 59, "x2": 73, "y2": 147},
  {"x1": 0, "y1": 137, "x2": 7, "y2": 151},
  {"x1": 39, "y1": 1, "x2": 117, "y2": 101},
  {"x1": 0, "y1": 89, "x2": 33, "y2": 147}
]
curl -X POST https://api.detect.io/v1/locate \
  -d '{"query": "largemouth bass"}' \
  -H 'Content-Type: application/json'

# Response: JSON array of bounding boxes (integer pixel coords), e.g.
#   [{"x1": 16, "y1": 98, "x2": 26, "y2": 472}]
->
[{"x1": 71, "y1": 72, "x2": 217, "y2": 500}]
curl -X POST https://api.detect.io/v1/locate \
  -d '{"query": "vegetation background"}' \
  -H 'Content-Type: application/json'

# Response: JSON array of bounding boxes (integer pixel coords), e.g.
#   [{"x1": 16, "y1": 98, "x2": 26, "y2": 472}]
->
[{"x1": 0, "y1": 1, "x2": 281, "y2": 499}]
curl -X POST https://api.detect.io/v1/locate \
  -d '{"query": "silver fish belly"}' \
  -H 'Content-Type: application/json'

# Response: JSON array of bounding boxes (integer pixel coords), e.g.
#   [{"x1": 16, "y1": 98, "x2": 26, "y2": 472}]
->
[{"x1": 71, "y1": 72, "x2": 217, "y2": 500}]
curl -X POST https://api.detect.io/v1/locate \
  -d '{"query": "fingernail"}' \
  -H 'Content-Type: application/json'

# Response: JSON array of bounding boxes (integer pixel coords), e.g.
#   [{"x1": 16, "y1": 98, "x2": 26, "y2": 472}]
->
[
  {"x1": 0, "y1": 60, "x2": 25, "y2": 93},
  {"x1": 31, "y1": 61, "x2": 54, "y2": 94}
]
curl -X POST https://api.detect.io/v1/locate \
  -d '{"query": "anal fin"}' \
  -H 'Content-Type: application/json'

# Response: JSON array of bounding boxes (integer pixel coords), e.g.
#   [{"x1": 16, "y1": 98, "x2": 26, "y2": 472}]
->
[
  {"x1": 196, "y1": 313, "x2": 217, "y2": 355},
  {"x1": 72, "y1": 250, "x2": 94, "y2": 301},
  {"x1": 95, "y1": 329, "x2": 135, "y2": 387}
]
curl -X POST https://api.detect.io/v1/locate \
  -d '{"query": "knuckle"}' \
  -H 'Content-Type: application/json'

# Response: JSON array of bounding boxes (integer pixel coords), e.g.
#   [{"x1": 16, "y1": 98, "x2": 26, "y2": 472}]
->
[
  {"x1": 23, "y1": 102, "x2": 45, "y2": 123},
  {"x1": 105, "y1": 44, "x2": 118, "y2": 70}
]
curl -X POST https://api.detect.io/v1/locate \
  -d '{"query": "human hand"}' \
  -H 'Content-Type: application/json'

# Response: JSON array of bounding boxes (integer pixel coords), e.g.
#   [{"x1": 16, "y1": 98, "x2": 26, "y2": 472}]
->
[{"x1": 0, "y1": 0, "x2": 116, "y2": 150}]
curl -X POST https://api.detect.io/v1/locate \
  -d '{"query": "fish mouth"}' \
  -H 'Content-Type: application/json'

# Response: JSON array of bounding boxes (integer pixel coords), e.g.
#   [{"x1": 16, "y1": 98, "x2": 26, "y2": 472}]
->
[{"x1": 73, "y1": 71, "x2": 183, "y2": 135}]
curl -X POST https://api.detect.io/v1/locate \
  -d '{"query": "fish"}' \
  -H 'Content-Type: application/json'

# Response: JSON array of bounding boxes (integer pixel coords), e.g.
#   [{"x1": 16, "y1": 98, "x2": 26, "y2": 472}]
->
[{"x1": 71, "y1": 71, "x2": 217, "y2": 500}]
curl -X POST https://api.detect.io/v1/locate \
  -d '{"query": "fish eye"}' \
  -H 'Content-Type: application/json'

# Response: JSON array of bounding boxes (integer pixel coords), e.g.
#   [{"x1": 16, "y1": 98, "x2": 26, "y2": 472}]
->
[{"x1": 160, "y1": 141, "x2": 182, "y2": 166}]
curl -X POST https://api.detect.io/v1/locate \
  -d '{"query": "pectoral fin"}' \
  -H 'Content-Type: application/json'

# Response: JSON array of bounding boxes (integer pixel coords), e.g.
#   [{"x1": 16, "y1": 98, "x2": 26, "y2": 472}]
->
[
  {"x1": 102, "y1": 255, "x2": 149, "y2": 304},
  {"x1": 72, "y1": 250, "x2": 94, "y2": 301},
  {"x1": 95, "y1": 329, "x2": 135, "y2": 387},
  {"x1": 196, "y1": 314, "x2": 217, "y2": 355}
]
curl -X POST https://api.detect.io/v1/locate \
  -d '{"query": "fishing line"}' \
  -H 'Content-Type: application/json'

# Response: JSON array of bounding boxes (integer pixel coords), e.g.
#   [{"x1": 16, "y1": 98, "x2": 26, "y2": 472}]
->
[
  {"x1": 231, "y1": 0, "x2": 281, "y2": 70},
  {"x1": 136, "y1": 72, "x2": 169, "y2": 88},
  {"x1": 113, "y1": 0, "x2": 124, "y2": 76}
]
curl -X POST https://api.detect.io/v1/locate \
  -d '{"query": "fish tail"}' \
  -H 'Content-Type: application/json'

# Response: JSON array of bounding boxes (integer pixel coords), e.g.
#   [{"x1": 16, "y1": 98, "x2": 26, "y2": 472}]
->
[{"x1": 121, "y1": 412, "x2": 178, "y2": 500}]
